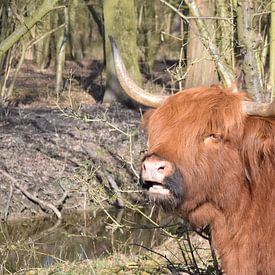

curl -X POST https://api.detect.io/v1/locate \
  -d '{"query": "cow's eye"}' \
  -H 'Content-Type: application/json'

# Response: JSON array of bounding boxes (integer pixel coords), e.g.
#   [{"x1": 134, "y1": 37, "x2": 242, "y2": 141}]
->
[{"x1": 204, "y1": 134, "x2": 222, "y2": 144}]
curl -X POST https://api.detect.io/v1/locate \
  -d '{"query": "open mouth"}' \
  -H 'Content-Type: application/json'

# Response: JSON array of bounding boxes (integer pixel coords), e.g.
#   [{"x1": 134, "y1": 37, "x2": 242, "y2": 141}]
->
[{"x1": 142, "y1": 181, "x2": 170, "y2": 195}]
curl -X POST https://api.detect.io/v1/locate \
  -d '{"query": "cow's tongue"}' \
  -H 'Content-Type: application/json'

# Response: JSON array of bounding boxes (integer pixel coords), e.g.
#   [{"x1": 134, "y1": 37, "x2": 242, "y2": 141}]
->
[{"x1": 149, "y1": 185, "x2": 170, "y2": 195}]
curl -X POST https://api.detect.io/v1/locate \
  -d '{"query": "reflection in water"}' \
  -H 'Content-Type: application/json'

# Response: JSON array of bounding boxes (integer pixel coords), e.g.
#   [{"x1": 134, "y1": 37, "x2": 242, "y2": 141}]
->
[{"x1": 0, "y1": 208, "x2": 177, "y2": 272}]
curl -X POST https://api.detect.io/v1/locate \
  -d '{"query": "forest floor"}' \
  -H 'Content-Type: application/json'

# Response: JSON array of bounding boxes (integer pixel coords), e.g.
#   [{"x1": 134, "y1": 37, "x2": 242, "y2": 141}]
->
[{"x1": 0, "y1": 59, "x2": 148, "y2": 221}]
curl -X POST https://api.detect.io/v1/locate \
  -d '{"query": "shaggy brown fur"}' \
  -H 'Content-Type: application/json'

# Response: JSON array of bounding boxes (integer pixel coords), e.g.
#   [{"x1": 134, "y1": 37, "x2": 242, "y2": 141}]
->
[{"x1": 143, "y1": 86, "x2": 275, "y2": 274}]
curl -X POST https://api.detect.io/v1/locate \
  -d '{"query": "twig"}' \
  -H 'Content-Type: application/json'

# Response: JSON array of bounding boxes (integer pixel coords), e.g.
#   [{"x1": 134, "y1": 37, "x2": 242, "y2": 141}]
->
[
  {"x1": 0, "y1": 168, "x2": 62, "y2": 219},
  {"x1": 129, "y1": 243, "x2": 179, "y2": 274},
  {"x1": 87, "y1": 185, "x2": 122, "y2": 228},
  {"x1": 186, "y1": 16, "x2": 233, "y2": 22},
  {"x1": 101, "y1": 166, "x2": 124, "y2": 208},
  {"x1": 27, "y1": 23, "x2": 65, "y2": 49},
  {"x1": 128, "y1": 133, "x2": 139, "y2": 178},
  {"x1": 125, "y1": 200, "x2": 177, "y2": 239},
  {"x1": 186, "y1": 230, "x2": 200, "y2": 274},
  {"x1": 176, "y1": 239, "x2": 192, "y2": 273},
  {"x1": 1, "y1": 184, "x2": 14, "y2": 222},
  {"x1": 56, "y1": 191, "x2": 69, "y2": 210},
  {"x1": 253, "y1": 10, "x2": 275, "y2": 16},
  {"x1": 83, "y1": 143, "x2": 124, "y2": 207},
  {"x1": 160, "y1": 0, "x2": 189, "y2": 23},
  {"x1": 193, "y1": 226, "x2": 211, "y2": 240},
  {"x1": 209, "y1": 237, "x2": 222, "y2": 275}
]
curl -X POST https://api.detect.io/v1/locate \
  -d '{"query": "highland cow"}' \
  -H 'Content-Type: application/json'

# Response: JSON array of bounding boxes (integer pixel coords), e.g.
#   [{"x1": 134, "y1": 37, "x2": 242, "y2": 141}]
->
[{"x1": 110, "y1": 37, "x2": 275, "y2": 274}]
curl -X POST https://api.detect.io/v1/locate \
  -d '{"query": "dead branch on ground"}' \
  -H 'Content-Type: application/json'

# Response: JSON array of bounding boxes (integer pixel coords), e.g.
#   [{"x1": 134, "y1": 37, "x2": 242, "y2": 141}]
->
[{"x1": 0, "y1": 168, "x2": 64, "y2": 219}]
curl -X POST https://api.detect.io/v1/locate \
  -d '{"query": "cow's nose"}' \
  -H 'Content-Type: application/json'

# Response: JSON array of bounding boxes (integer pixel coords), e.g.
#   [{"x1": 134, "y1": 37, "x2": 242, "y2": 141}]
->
[
  {"x1": 141, "y1": 156, "x2": 172, "y2": 183},
  {"x1": 143, "y1": 159, "x2": 166, "y2": 172}
]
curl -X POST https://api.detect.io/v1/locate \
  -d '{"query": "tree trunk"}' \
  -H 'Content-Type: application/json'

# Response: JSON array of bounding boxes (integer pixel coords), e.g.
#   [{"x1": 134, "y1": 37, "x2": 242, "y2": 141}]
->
[
  {"x1": 140, "y1": 1, "x2": 158, "y2": 74},
  {"x1": 34, "y1": 6, "x2": 51, "y2": 70},
  {"x1": 103, "y1": 0, "x2": 142, "y2": 105},
  {"x1": 185, "y1": 0, "x2": 219, "y2": 88},
  {"x1": 68, "y1": 0, "x2": 90, "y2": 61},
  {"x1": 68, "y1": 0, "x2": 83, "y2": 61},
  {"x1": 55, "y1": 7, "x2": 68, "y2": 94}
]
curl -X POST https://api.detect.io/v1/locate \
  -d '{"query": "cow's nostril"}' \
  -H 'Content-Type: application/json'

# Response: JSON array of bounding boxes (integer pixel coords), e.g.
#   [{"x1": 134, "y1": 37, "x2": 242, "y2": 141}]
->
[{"x1": 158, "y1": 165, "x2": 165, "y2": 171}]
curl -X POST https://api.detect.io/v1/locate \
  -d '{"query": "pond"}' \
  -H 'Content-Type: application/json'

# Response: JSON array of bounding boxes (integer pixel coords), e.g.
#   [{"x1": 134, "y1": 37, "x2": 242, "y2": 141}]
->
[{"x1": 0, "y1": 207, "x2": 177, "y2": 273}]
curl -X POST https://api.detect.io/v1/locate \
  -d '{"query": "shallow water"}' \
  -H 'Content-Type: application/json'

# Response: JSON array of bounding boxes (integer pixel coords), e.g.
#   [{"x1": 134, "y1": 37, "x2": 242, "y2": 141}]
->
[{"x1": 0, "y1": 208, "x2": 176, "y2": 272}]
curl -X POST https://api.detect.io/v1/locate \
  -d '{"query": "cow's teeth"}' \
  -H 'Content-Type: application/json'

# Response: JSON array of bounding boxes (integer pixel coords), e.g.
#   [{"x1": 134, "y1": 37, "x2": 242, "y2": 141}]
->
[
  {"x1": 151, "y1": 185, "x2": 162, "y2": 189},
  {"x1": 149, "y1": 185, "x2": 170, "y2": 195}
]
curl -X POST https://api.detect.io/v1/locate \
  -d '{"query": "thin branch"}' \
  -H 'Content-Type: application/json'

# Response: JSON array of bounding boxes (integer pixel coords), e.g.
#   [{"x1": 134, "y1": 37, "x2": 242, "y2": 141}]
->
[
  {"x1": 56, "y1": 191, "x2": 69, "y2": 210},
  {"x1": 160, "y1": 0, "x2": 189, "y2": 22},
  {"x1": 253, "y1": 10, "x2": 275, "y2": 17},
  {"x1": 129, "y1": 243, "x2": 179, "y2": 273},
  {"x1": 1, "y1": 184, "x2": 13, "y2": 222},
  {"x1": 101, "y1": 165, "x2": 125, "y2": 208},
  {"x1": 0, "y1": 168, "x2": 62, "y2": 219},
  {"x1": 209, "y1": 237, "x2": 222, "y2": 275},
  {"x1": 187, "y1": 16, "x2": 233, "y2": 22},
  {"x1": 27, "y1": 23, "x2": 65, "y2": 50},
  {"x1": 186, "y1": 231, "x2": 200, "y2": 274}
]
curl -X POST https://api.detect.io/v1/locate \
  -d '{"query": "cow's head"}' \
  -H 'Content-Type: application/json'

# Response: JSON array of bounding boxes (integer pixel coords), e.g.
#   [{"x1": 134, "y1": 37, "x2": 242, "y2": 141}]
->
[
  {"x1": 109, "y1": 37, "x2": 275, "y2": 222},
  {"x1": 140, "y1": 87, "x2": 248, "y2": 218}
]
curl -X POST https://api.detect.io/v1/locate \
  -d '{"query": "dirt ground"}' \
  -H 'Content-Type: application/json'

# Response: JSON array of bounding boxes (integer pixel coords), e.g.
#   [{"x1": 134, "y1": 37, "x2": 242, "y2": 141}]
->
[{"x1": 0, "y1": 59, "x2": 148, "y2": 221}]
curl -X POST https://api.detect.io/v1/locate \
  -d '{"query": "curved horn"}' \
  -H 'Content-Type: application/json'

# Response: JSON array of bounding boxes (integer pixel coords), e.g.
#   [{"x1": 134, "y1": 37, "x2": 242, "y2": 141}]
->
[
  {"x1": 109, "y1": 36, "x2": 168, "y2": 108},
  {"x1": 242, "y1": 100, "x2": 275, "y2": 117}
]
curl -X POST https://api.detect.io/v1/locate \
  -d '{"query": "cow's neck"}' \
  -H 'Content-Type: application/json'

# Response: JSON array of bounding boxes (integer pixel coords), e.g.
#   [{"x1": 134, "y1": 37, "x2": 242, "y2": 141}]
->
[
  {"x1": 211, "y1": 182, "x2": 275, "y2": 275},
  {"x1": 183, "y1": 168, "x2": 274, "y2": 274}
]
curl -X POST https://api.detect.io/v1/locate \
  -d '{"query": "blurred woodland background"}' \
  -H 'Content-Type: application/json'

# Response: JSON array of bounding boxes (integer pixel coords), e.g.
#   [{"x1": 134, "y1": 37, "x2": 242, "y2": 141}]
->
[{"x1": 0, "y1": 0, "x2": 274, "y2": 109}]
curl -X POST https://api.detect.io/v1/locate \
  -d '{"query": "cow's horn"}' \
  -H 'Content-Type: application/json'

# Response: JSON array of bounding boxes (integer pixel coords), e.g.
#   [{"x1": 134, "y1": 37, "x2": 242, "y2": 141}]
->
[
  {"x1": 242, "y1": 100, "x2": 275, "y2": 117},
  {"x1": 109, "y1": 36, "x2": 168, "y2": 108}
]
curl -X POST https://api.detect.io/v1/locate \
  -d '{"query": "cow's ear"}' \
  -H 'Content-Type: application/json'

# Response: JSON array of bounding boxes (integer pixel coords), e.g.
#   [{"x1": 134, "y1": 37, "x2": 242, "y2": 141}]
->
[{"x1": 141, "y1": 109, "x2": 155, "y2": 129}]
